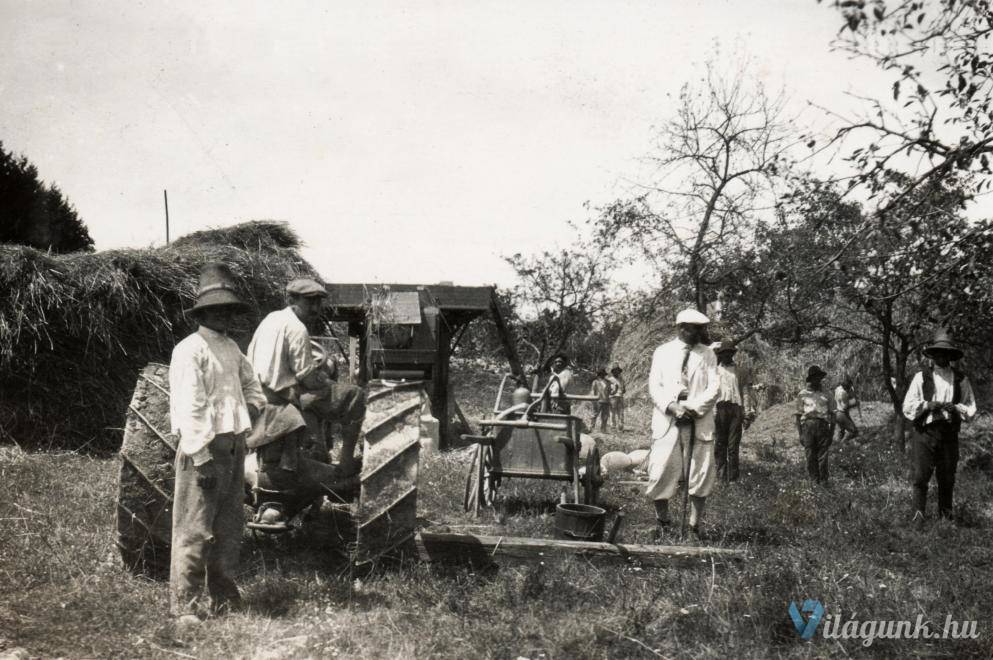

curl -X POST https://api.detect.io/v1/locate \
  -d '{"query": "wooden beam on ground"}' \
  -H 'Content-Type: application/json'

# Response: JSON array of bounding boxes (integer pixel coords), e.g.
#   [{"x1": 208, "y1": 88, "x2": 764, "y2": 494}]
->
[{"x1": 414, "y1": 532, "x2": 745, "y2": 569}]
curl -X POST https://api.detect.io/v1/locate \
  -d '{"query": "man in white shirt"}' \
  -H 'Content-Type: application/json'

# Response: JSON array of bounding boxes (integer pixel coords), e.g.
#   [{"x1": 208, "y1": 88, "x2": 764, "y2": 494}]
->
[
  {"x1": 712, "y1": 342, "x2": 755, "y2": 483},
  {"x1": 169, "y1": 263, "x2": 266, "y2": 629},
  {"x1": 248, "y1": 278, "x2": 366, "y2": 475},
  {"x1": 545, "y1": 352, "x2": 573, "y2": 414},
  {"x1": 646, "y1": 308, "x2": 720, "y2": 542},
  {"x1": 834, "y1": 379, "x2": 860, "y2": 443},
  {"x1": 902, "y1": 328, "x2": 977, "y2": 525}
]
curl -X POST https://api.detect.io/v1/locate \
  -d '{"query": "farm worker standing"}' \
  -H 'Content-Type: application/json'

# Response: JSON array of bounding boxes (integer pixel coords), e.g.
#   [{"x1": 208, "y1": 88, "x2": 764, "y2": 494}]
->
[
  {"x1": 589, "y1": 368, "x2": 611, "y2": 432},
  {"x1": 793, "y1": 365, "x2": 836, "y2": 485},
  {"x1": 545, "y1": 352, "x2": 574, "y2": 414},
  {"x1": 645, "y1": 308, "x2": 720, "y2": 543},
  {"x1": 247, "y1": 278, "x2": 366, "y2": 476},
  {"x1": 608, "y1": 366, "x2": 626, "y2": 431},
  {"x1": 834, "y1": 378, "x2": 860, "y2": 443},
  {"x1": 168, "y1": 263, "x2": 266, "y2": 630},
  {"x1": 712, "y1": 342, "x2": 754, "y2": 483},
  {"x1": 902, "y1": 328, "x2": 976, "y2": 526}
]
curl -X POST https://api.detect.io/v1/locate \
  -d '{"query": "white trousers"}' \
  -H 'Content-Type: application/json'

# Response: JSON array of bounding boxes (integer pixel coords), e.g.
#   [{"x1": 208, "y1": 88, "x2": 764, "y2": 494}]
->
[{"x1": 644, "y1": 423, "x2": 716, "y2": 501}]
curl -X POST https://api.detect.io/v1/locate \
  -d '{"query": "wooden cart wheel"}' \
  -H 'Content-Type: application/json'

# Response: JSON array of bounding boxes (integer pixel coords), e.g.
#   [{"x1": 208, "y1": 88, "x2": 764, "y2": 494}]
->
[
  {"x1": 463, "y1": 444, "x2": 484, "y2": 513},
  {"x1": 481, "y1": 445, "x2": 498, "y2": 507},
  {"x1": 583, "y1": 446, "x2": 602, "y2": 506},
  {"x1": 463, "y1": 443, "x2": 497, "y2": 515}
]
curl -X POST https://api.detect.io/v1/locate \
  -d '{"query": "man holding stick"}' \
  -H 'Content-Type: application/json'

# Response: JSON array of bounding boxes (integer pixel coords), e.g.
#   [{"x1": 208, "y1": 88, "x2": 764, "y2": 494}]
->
[{"x1": 645, "y1": 309, "x2": 719, "y2": 543}]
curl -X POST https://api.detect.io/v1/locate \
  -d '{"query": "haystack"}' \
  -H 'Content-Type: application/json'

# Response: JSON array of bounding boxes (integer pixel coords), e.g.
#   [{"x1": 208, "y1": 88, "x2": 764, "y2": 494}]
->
[{"x1": 0, "y1": 221, "x2": 320, "y2": 451}]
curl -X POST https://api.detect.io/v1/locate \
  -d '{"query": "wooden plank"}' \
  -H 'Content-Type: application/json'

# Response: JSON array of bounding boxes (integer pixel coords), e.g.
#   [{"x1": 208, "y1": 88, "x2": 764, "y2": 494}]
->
[{"x1": 414, "y1": 532, "x2": 745, "y2": 568}]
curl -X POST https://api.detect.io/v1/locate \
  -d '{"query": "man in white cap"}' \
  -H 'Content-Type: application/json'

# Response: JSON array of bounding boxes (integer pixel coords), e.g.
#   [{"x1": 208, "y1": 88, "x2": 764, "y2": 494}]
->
[
  {"x1": 248, "y1": 278, "x2": 366, "y2": 476},
  {"x1": 169, "y1": 262, "x2": 266, "y2": 630},
  {"x1": 645, "y1": 308, "x2": 720, "y2": 542},
  {"x1": 902, "y1": 327, "x2": 976, "y2": 526}
]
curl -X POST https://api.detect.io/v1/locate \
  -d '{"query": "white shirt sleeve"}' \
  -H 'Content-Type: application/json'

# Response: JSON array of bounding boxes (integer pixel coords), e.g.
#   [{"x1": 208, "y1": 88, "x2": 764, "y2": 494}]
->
[
  {"x1": 648, "y1": 346, "x2": 679, "y2": 416},
  {"x1": 285, "y1": 319, "x2": 317, "y2": 383},
  {"x1": 240, "y1": 352, "x2": 266, "y2": 411},
  {"x1": 902, "y1": 372, "x2": 926, "y2": 422},
  {"x1": 957, "y1": 377, "x2": 978, "y2": 421},
  {"x1": 169, "y1": 341, "x2": 214, "y2": 466}
]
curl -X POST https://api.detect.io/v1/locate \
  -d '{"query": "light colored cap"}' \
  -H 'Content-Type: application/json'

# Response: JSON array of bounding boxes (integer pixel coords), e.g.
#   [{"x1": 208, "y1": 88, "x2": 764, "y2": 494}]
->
[
  {"x1": 286, "y1": 278, "x2": 327, "y2": 298},
  {"x1": 675, "y1": 308, "x2": 710, "y2": 325}
]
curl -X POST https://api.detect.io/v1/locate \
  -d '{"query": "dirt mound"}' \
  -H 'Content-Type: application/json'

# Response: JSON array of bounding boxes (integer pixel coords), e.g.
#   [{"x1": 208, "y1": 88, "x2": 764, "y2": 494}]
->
[{"x1": 0, "y1": 220, "x2": 320, "y2": 451}]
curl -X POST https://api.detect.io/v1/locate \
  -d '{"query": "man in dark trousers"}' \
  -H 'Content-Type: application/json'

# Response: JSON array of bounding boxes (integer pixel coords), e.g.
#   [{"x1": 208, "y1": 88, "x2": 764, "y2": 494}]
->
[
  {"x1": 794, "y1": 365, "x2": 835, "y2": 485},
  {"x1": 902, "y1": 328, "x2": 977, "y2": 526},
  {"x1": 712, "y1": 342, "x2": 755, "y2": 482}
]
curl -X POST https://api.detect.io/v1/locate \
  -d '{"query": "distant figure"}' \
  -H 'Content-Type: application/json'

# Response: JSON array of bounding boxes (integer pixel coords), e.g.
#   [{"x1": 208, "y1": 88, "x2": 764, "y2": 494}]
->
[
  {"x1": 902, "y1": 328, "x2": 976, "y2": 527},
  {"x1": 590, "y1": 368, "x2": 611, "y2": 432},
  {"x1": 545, "y1": 352, "x2": 573, "y2": 414},
  {"x1": 794, "y1": 365, "x2": 836, "y2": 485},
  {"x1": 645, "y1": 308, "x2": 719, "y2": 543},
  {"x1": 834, "y1": 379, "x2": 860, "y2": 443},
  {"x1": 712, "y1": 342, "x2": 755, "y2": 483},
  {"x1": 608, "y1": 366, "x2": 626, "y2": 431}
]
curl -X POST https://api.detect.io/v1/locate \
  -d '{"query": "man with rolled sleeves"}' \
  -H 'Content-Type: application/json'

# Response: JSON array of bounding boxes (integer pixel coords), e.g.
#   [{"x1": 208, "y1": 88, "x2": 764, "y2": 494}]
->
[
  {"x1": 902, "y1": 328, "x2": 977, "y2": 526},
  {"x1": 169, "y1": 263, "x2": 266, "y2": 630},
  {"x1": 712, "y1": 341, "x2": 754, "y2": 483},
  {"x1": 248, "y1": 278, "x2": 367, "y2": 476},
  {"x1": 645, "y1": 308, "x2": 720, "y2": 543}
]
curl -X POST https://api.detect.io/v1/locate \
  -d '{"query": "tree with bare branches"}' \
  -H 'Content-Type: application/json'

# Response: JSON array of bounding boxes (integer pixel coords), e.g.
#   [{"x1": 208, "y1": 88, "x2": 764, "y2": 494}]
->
[{"x1": 597, "y1": 58, "x2": 796, "y2": 318}]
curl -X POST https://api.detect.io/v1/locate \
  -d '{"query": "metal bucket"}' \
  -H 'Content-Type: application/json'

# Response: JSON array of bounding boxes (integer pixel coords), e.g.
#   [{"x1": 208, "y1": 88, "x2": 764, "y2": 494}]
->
[{"x1": 554, "y1": 503, "x2": 606, "y2": 542}]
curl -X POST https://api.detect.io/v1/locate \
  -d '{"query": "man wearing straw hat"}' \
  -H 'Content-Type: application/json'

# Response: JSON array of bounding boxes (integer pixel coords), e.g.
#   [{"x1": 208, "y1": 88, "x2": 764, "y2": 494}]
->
[
  {"x1": 902, "y1": 328, "x2": 976, "y2": 526},
  {"x1": 169, "y1": 262, "x2": 266, "y2": 630},
  {"x1": 248, "y1": 278, "x2": 366, "y2": 476},
  {"x1": 645, "y1": 308, "x2": 720, "y2": 543}
]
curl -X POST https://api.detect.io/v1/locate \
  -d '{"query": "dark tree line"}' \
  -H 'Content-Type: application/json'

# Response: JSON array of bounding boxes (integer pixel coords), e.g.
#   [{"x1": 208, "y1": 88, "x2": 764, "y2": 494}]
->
[{"x1": 0, "y1": 142, "x2": 93, "y2": 253}]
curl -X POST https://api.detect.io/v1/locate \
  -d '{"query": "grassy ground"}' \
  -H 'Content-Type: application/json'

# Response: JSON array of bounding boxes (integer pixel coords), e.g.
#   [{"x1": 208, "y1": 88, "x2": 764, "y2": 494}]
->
[{"x1": 2, "y1": 368, "x2": 993, "y2": 659}]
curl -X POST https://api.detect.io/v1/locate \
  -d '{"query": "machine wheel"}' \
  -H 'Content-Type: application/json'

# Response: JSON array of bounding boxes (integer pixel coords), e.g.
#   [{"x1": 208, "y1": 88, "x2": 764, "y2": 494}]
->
[
  {"x1": 583, "y1": 446, "x2": 602, "y2": 506},
  {"x1": 463, "y1": 443, "x2": 497, "y2": 515},
  {"x1": 354, "y1": 380, "x2": 426, "y2": 565},
  {"x1": 116, "y1": 363, "x2": 176, "y2": 579}
]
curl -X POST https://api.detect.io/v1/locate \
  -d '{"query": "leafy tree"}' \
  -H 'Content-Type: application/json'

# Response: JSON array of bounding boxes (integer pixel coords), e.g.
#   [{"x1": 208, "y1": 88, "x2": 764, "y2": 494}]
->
[
  {"x1": 769, "y1": 173, "x2": 993, "y2": 447},
  {"x1": 824, "y1": 0, "x2": 993, "y2": 210},
  {"x1": 0, "y1": 142, "x2": 93, "y2": 253},
  {"x1": 596, "y1": 57, "x2": 796, "y2": 312}
]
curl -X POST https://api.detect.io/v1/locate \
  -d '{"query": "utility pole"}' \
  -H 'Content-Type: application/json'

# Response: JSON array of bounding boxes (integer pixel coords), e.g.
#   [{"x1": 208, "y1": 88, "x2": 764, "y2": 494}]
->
[{"x1": 163, "y1": 189, "x2": 170, "y2": 244}]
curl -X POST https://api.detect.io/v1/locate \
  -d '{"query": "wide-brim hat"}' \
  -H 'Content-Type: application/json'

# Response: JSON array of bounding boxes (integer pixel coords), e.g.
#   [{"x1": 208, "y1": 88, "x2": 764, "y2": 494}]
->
[
  {"x1": 711, "y1": 341, "x2": 737, "y2": 354},
  {"x1": 546, "y1": 352, "x2": 570, "y2": 369},
  {"x1": 674, "y1": 308, "x2": 710, "y2": 325},
  {"x1": 188, "y1": 262, "x2": 249, "y2": 314},
  {"x1": 923, "y1": 327, "x2": 963, "y2": 360},
  {"x1": 805, "y1": 365, "x2": 827, "y2": 382}
]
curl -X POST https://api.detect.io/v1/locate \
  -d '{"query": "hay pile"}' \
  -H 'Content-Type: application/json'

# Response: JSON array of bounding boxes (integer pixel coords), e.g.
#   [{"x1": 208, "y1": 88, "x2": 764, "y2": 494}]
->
[{"x1": 0, "y1": 221, "x2": 321, "y2": 452}]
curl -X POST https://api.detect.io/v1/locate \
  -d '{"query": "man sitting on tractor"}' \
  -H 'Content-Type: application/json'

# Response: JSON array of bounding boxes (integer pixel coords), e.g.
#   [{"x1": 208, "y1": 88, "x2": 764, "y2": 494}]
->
[{"x1": 244, "y1": 280, "x2": 367, "y2": 528}]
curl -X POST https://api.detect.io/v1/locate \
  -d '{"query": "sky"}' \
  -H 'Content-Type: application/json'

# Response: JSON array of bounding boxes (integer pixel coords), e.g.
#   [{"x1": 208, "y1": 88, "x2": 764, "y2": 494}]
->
[{"x1": 1, "y1": 1, "x2": 902, "y2": 287}]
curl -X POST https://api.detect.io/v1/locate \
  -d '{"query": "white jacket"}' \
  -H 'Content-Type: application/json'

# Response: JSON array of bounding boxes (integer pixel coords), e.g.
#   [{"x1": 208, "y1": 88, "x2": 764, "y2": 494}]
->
[{"x1": 648, "y1": 338, "x2": 720, "y2": 442}]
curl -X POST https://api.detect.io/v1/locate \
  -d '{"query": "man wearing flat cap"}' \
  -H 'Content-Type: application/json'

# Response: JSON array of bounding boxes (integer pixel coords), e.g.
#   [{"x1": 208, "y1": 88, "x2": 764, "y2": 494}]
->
[
  {"x1": 169, "y1": 263, "x2": 266, "y2": 630},
  {"x1": 902, "y1": 328, "x2": 976, "y2": 526},
  {"x1": 248, "y1": 278, "x2": 366, "y2": 478},
  {"x1": 645, "y1": 308, "x2": 720, "y2": 542}
]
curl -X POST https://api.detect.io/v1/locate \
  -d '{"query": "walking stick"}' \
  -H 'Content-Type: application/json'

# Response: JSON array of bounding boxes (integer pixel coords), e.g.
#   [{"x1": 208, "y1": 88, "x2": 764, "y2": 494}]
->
[{"x1": 679, "y1": 417, "x2": 696, "y2": 539}]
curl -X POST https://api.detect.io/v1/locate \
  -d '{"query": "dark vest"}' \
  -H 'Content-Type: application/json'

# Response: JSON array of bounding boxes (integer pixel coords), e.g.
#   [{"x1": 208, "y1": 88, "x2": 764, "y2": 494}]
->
[{"x1": 915, "y1": 366, "x2": 964, "y2": 430}]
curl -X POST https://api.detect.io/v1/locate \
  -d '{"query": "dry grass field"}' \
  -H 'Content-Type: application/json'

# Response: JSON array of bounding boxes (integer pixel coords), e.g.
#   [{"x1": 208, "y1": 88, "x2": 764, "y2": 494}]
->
[{"x1": 2, "y1": 368, "x2": 993, "y2": 658}]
